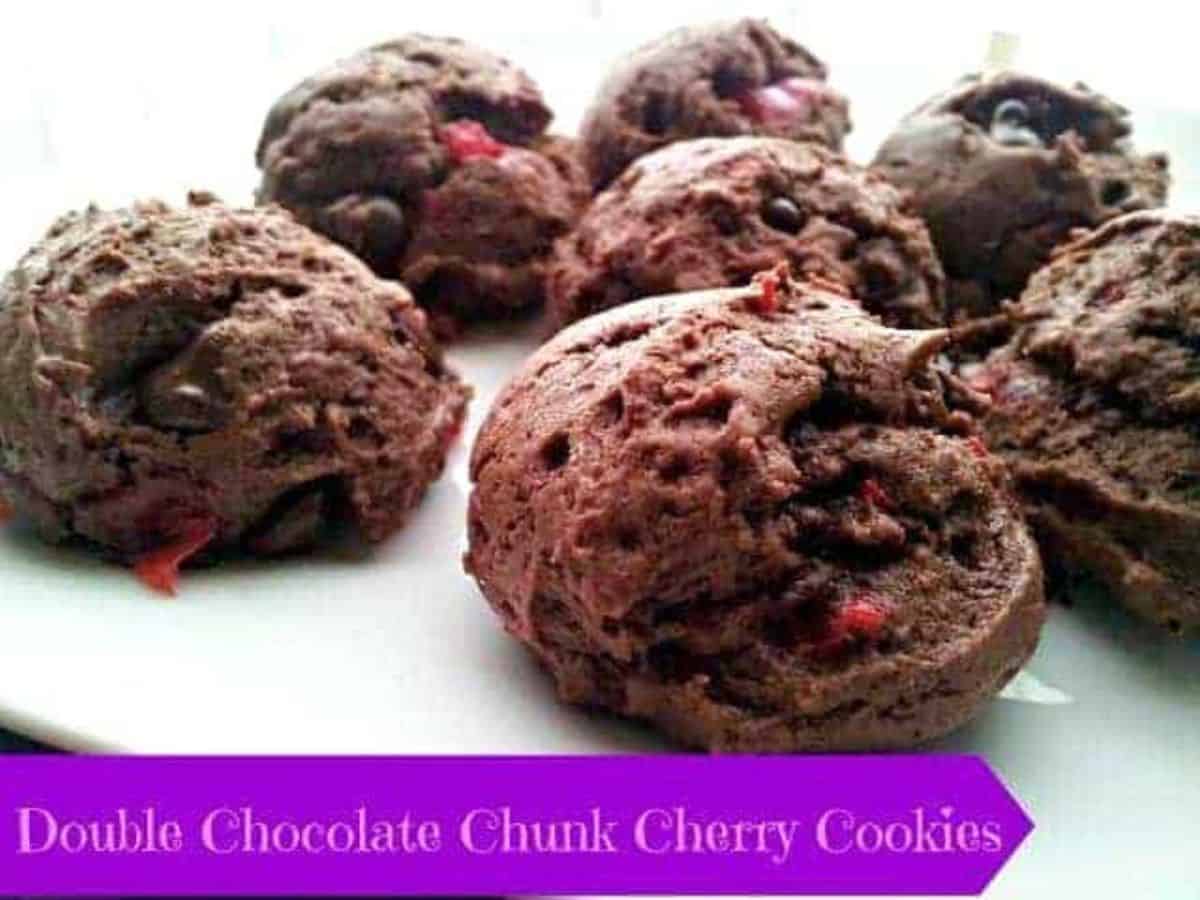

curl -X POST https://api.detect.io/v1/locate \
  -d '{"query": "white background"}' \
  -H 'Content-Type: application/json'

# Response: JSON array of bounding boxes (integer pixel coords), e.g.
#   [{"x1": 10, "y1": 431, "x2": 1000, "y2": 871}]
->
[
  {"x1": 0, "y1": 3, "x2": 1197, "y2": 899},
  {"x1": 1, "y1": 0, "x2": 1199, "y2": 250}
]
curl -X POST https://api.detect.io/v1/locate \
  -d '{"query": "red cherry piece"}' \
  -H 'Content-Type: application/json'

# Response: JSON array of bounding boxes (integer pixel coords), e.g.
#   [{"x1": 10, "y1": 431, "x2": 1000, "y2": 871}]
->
[
  {"x1": 831, "y1": 595, "x2": 890, "y2": 641},
  {"x1": 0, "y1": 496, "x2": 12, "y2": 523},
  {"x1": 748, "y1": 268, "x2": 781, "y2": 314},
  {"x1": 779, "y1": 77, "x2": 828, "y2": 103},
  {"x1": 810, "y1": 592, "x2": 891, "y2": 659},
  {"x1": 859, "y1": 478, "x2": 896, "y2": 511},
  {"x1": 133, "y1": 518, "x2": 217, "y2": 597},
  {"x1": 737, "y1": 77, "x2": 823, "y2": 124},
  {"x1": 440, "y1": 119, "x2": 506, "y2": 164},
  {"x1": 966, "y1": 436, "x2": 990, "y2": 459}
]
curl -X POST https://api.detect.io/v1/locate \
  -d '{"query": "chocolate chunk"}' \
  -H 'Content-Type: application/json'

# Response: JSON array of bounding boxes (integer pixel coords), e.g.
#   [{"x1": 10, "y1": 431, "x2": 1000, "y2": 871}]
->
[{"x1": 761, "y1": 196, "x2": 806, "y2": 233}]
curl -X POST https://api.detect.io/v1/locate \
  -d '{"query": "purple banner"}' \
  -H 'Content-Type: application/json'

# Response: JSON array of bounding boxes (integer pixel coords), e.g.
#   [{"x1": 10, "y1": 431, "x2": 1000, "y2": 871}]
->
[{"x1": 0, "y1": 755, "x2": 1030, "y2": 895}]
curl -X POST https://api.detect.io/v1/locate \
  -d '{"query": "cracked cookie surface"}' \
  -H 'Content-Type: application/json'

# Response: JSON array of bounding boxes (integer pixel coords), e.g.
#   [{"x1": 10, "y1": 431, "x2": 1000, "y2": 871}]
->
[
  {"x1": 256, "y1": 34, "x2": 588, "y2": 337},
  {"x1": 466, "y1": 276, "x2": 1043, "y2": 751},
  {"x1": 972, "y1": 211, "x2": 1200, "y2": 635},
  {"x1": 0, "y1": 195, "x2": 470, "y2": 561},
  {"x1": 873, "y1": 71, "x2": 1168, "y2": 322},
  {"x1": 579, "y1": 18, "x2": 850, "y2": 191},
  {"x1": 548, "y1": 137, "x2": 944, "y2": 332}
]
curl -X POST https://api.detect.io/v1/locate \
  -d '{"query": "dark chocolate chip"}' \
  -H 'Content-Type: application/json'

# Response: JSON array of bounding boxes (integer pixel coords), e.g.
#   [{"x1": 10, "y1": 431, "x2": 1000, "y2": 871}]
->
[
  {"x1": 641, "y1": 93, "x2": 671, "y2": 135},
  {"x1": 761, "y1": 197, "x2": 806, "y2": 234},
  {"x1": 990, "y1": 99, "x2": 1042, "y2": 148},
  {"x1": 711, "y1": 205, "x2": 741, "y2": 236},
  {"x1": 993, "y1": 99, "x2": 1030, "y2": 128},
  {"x1": 139, "y1": 381, "x2": 231, "y2": 433},
  {"x1": 1101, "y1": 179, "x2": 1131, "y2": 207},
  {"x1": 320, "y1": 195, "x2": 406, "y2": 264}
]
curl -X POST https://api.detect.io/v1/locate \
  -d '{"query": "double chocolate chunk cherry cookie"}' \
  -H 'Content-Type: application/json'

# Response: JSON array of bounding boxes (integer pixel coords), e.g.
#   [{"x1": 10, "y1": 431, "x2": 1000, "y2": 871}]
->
[
  {"x1": 0, "y1": 195, "x2": 469, "y2": 587},
  {"x1": 874, "y1": 72, "x2": 1169, "y2": 323},
  {"x1": 548, "y1": 137, "x2": 945, "y2": 332},
  {"x1": 466, "y1": 274, "x2": 1044, "y2": 751},
  {"x1": 580, "y1": 19, "x2": 851, "y2": 190},
  {"x1": 256, "y1": 34, "x2": 588, "y2": 337},
  {"x1": 972, "y1": 211, "x2": 1200, "y2": 635}
]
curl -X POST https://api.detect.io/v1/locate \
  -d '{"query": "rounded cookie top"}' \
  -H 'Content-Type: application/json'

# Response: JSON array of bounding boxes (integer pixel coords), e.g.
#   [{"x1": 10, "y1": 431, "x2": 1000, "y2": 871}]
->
[
  {"x1": 466, "y1": 275, "x2": 1043, "y2": 751},
  {"x1": 579, "y1": 19, "x2": 851, "y2": 190},
  {"x1": 256, "y1": 35, "x2": 586, "y2": 335},
  {"x1": 257, "y1": 34, "x2": 551, "y2": 164},
  {"x1": 873, "y1": 71, "x2": 1169, "y2": 322},
  {"x1": 548, "y1": 137, "x2": 945, "y2": 331},
  {"x1": 0, "y1": 194, "x2": 469, "y2": 560},
  {"x1": 974, "y1": 211, "x2": 1200, "y2": 634}
]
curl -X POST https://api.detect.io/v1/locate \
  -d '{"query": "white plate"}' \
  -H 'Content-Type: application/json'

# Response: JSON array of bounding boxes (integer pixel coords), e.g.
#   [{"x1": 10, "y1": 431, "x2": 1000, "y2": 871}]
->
[{"x1": 0, "y1": 6, "x2": 1198, "y2": 898}]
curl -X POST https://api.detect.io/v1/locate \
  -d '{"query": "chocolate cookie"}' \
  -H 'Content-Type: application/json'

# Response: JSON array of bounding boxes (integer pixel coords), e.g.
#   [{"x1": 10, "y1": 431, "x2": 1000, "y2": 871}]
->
[
  {"x1": 971, "y1": 211, "x2": 1200, "y2": 635},
  {"x1": 0, "y1": 194, "x2": 469, "y2": 566},
  {"x1": 465, "y1": 274, "x2": 1044, "y2": 751},
  {"x1": 579, "y1": 19, "x2": 851, "y2": 191},
  {"x1": 256, "y1": 34, "x2": 588, "y2": 337},
  {"x1": 548, "y1": 137, "x2": 945, "y2": 331},
  {"x1": 873, "y1": 71, "x2": 1169, "y2": 322}
]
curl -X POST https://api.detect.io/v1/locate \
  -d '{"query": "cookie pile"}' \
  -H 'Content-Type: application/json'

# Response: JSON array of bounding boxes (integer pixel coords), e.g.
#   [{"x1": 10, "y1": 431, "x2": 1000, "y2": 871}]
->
[{"x1": 0, "y1": 18, "x2": 1189, "y2": 752}]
